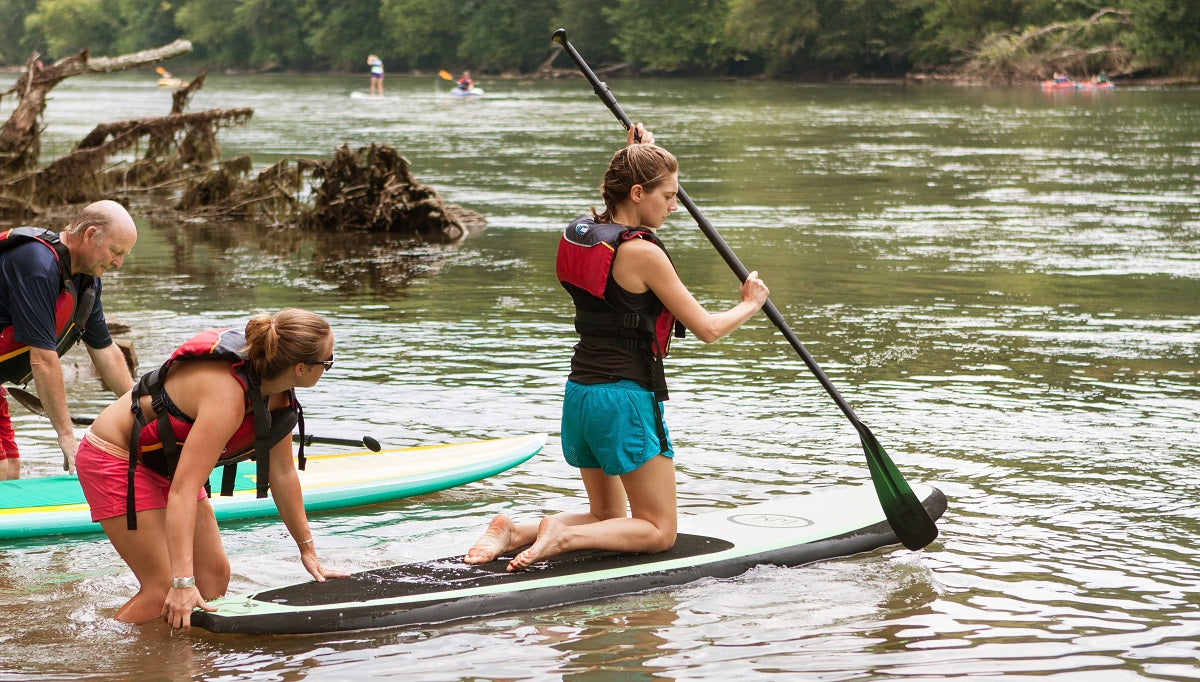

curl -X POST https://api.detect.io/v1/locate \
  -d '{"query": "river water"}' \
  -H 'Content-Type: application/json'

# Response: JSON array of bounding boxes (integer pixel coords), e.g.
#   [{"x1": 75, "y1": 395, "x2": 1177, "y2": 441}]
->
[{"x1": 0, "y1": 72, "x2": 1197, "y2": 680}]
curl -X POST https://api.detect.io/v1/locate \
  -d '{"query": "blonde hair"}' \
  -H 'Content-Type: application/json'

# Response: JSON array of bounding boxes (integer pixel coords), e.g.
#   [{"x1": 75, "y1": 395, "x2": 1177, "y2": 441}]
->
[
  {"x1": 591, "y1": 144, "x2": 679, "y2": 224},
  {"x1": 242, "y1": 308, "x2": 331, "y2": 380}
]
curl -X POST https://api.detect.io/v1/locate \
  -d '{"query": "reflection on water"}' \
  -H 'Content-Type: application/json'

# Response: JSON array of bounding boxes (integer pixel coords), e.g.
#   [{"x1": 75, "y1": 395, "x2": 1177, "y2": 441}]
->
[
  {"x1": 145, "y1": 214, "x2": 461, "y2": 295},
  {"x1": 0, "y1": 73, "x2": 1197, "y2": 680}
]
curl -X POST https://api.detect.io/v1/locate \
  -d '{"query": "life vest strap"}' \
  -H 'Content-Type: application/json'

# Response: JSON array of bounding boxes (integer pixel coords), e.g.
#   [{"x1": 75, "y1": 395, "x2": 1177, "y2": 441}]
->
[
  {"x1": 578, "y1": 335, "x2": 647, "y2": 351},
  {"x1": 574, "y1": 309, "x2": 656, "y2": 333}
]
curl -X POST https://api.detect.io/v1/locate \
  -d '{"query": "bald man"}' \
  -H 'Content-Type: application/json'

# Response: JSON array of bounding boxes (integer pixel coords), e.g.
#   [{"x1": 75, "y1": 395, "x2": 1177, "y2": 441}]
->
[{"x1": 0, "y1": 200, "x2": 139, "y2": 478}]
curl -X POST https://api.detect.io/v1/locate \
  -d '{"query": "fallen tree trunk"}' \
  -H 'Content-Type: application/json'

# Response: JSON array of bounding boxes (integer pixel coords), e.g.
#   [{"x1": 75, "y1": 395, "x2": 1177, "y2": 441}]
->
[
  {"x1": 0, "y1": 39, "x2": 193, "y2": 175},
  {"x1": 0, "y1": 108, "x2": 254, "y2": 208}
]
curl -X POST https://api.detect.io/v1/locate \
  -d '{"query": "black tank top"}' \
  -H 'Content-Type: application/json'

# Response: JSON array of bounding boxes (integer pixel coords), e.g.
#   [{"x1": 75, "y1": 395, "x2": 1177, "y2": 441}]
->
[{"x1": 567, "y1": 277, "x2": 662, "y2": 389}]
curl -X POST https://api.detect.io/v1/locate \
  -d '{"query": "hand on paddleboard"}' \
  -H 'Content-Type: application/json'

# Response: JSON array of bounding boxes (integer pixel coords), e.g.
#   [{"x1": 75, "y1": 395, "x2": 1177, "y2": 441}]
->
[
  {"x1": 162, "y1": 584, "x2": 215, "y2": 634},
  {"x1": 300, "y1": 547, "x2": 351, "y2": 582}
]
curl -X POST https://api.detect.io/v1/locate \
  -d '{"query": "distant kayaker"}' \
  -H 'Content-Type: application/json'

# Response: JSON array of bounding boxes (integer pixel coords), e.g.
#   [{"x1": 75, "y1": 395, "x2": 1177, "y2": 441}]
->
[
  {"x1": 367, "y1": 54, "x2": 384, "y2": 96},
  {"x1": 464, "y1": 124, "x2": 769, "y2": 572},
  {"x1": 75, "y1": 308, "x2": 348, "y2": 632},
  {"x1": 456, "y1": 70, "x2": 473, "y2": 93}
]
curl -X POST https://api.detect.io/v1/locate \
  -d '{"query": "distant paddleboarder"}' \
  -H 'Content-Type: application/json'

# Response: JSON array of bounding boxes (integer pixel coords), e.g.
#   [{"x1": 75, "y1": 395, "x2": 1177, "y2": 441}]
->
[
  {"x1": 367, "y1": 54, "x2": 384, "y2": 96},
  {"x1": 465, "y1": 124, "x2": 769, "y2": 572}
]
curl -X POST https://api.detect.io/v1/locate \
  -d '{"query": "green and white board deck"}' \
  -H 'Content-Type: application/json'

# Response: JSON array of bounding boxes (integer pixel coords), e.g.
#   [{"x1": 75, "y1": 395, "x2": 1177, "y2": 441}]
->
[
  {"x1": 195, "y1": 481, "x2": 946, "y2": 634},
  {"x1": 0, "y1": 434, "x2": 546, "y2": 541}
]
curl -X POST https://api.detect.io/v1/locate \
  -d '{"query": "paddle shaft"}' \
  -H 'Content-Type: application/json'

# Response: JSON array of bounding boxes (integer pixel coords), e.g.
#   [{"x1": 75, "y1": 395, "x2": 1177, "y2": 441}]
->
[
  {"x1": 551, "y1": 28, "x2": 937, "y2": 550},
  {"x1": 6, "y1": 386, "x2": 381, "y2": 451}
]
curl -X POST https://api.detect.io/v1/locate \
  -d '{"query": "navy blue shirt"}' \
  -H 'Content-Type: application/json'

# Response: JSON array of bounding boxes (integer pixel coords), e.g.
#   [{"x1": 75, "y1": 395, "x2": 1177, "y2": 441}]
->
[{"x1": 0, "y1": 238, "x2": 112, "y2": 351}]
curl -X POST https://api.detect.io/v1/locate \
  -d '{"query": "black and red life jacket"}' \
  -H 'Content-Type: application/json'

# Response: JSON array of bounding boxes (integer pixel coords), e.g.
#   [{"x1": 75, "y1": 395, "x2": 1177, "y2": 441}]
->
[
  {"x1": 0, "y1": 227, "x2": 96, "y2": 384},
  {"x1": 555, "y1": 217, "x2": 686, "y2": 402},
  {"x1": 124, "y1": 328, "x2": 305, "y2": 530}
]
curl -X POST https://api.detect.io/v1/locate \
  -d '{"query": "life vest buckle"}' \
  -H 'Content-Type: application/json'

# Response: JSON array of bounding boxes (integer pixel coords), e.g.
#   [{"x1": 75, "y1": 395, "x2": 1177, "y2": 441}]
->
[
  {"x1": 150, "y1": 391, "x2": 168, "y2": 418},
  {"x1": 620, "y1": 312, "x2": 642, "y2": 329}
]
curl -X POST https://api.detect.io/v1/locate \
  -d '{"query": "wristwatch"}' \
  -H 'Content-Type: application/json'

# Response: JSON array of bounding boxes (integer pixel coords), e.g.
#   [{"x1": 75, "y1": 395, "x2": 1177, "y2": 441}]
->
[{"x1": 171, "y1": 576, "x2": 196, "y2": 589}]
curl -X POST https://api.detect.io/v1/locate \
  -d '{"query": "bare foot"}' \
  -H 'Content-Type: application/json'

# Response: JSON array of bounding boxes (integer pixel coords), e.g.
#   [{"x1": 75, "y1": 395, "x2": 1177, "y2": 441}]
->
[
  {"x1": 464, "y1": 514, "x2": 516, "y2": 565},
  {"x1": 507, "y1": 516, "x2": 568, "y2": 572}
]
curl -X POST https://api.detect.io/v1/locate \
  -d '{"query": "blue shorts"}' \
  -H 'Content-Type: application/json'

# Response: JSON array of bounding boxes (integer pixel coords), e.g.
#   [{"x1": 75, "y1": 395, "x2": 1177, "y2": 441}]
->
[{"x1": 561, "y1": 380, "x2": 673, "y2": 476}]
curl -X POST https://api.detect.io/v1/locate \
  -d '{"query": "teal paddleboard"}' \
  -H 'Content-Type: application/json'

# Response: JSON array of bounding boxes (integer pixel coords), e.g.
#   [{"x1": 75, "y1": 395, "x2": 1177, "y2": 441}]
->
[{"x1": 0, "y1": 434, "x2": 545, "y2": 541}]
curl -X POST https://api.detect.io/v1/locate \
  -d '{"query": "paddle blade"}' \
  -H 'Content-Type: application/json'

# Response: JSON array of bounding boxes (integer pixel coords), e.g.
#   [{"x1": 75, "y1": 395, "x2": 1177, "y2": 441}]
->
[
  {"x1": 155, "y1": 65, "x2": 170, "y2": 77},
  {"x1": 6, "y1": 386, "x2": 44, "y2": 416},
  {"x1": 860, "y1": 433, "x2": 939, "y2": 550},
  {"x1": 438, "y1": 70, "x2": 453, "y2": 81}
]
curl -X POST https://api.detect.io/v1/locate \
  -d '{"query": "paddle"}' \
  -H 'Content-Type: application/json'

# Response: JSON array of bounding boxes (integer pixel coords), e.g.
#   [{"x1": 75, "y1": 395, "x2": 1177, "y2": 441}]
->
[
  {"x1": 5, "y1": 386, "x2": 382, "y2": 452},
  {"x1": 550, "y1": 28, "x2": 938, "y2": 551},
  {"x1": 438, "y1": 70, "x2": 454, "y2": 81}
]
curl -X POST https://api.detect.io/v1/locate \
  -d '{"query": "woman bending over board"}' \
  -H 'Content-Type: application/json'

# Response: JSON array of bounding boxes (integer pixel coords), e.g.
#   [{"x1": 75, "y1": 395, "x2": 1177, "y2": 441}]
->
[
  {"x1": 76, "y1": 308, "x2": 348, "y2": 631},
  {"x1": 466, "y1": 124, "x2": 769, "y2": 572}
]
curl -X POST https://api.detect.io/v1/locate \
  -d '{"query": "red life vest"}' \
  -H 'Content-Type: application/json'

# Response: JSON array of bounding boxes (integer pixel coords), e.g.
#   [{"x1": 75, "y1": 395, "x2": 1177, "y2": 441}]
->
[
  {"x1": 0, "y1": 227, "x2": 96, "y2": 384},
  {"x1": 555, "y1": 217, "x2": 685, "y2": 401},
  {"x1": 123, "y1": 328, "x2": 305, "y2": 530}
]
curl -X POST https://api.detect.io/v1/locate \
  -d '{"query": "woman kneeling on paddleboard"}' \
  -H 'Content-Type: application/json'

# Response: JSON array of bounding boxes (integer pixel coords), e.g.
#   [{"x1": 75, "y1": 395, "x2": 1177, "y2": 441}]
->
[
  {"x1": 76, "y1": 308, "x2": 348, "y2": 631},
  {"x1": 466, "y1": 125, "x2": 769, "y2": 572}
]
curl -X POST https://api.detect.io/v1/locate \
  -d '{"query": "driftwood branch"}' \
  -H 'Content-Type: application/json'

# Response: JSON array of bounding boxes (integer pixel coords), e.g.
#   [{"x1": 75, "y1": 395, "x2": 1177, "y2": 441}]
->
[
  {"x1": 79, "y1": 39, "x2": 194, "y2": 74},
  {"x1": 0, "y1": 108, "x2": 254, "y2": 207},
  {"x1": 0, "y1": 40, "x2": 194, "y2": 174}
]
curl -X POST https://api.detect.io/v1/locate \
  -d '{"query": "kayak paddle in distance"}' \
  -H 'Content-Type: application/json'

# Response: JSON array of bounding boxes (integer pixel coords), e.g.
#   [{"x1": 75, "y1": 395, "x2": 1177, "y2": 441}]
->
[{"x1": 550, "y1": 27, "x2": 939, "y2": 551}]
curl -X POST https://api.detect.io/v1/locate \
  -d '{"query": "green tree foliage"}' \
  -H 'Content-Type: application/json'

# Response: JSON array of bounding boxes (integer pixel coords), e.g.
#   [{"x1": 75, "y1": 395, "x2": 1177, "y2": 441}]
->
[
  {"x1": 726, "y1": 0, "x2": 821, "y2": 77},
  {"x1": 234, "y1": 0, "x2": 319, "y2": 68},
  {"x1": 608, "y1": 0, "x2": 733, "y2": 73},
  {"x1": 1124, "y1": 0, "x2": 1200, "y2": 72},
  {"x1": 809, "y1": 0, "x2": 922, "y2": 74},
  {"x1": 0, "y1": 0, "x2": 1196, "y2": 79},
  {"x1": 553, "y1": 0, "x2": 621, "y2": 66},
  {"x1": 458, "y1": 0, "x2": 558, "y2": 72},
  {"x1": 24, "y1": 0, "x2": 122, "y2": 58},
  {"x1": 0, "y1": 0, "x2": 40, "y2": 63},
  {"x1": 306, "y1": 0, "x2": 385, "y2": 71},
  {"x1": 726, "y1": 0, "x2": 920, "y2": 76},
  {"x1": 175, "y1": 0, "x2": 253, "y2": 66},
  {"x1": 904, "y1": 0, "x2": 1027, "y2": 67},
  {"x1": 112, "y1": 0, "x2": 182, "y2": 54},
  {"x1": 380, "y1": 0, "x2": 465, "y2": 70}
]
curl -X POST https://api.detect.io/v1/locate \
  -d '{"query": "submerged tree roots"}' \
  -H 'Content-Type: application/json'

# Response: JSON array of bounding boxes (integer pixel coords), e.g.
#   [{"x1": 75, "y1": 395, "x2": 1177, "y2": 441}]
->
[{"x1": 0, "y1": 41, "x2": 479, "y2": 242}]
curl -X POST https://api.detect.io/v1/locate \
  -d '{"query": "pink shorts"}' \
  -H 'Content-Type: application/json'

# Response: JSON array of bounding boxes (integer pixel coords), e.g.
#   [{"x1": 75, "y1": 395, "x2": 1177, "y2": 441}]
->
[{"x1": 75, "y1": 435, "x2": 206, "y2": 522}]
